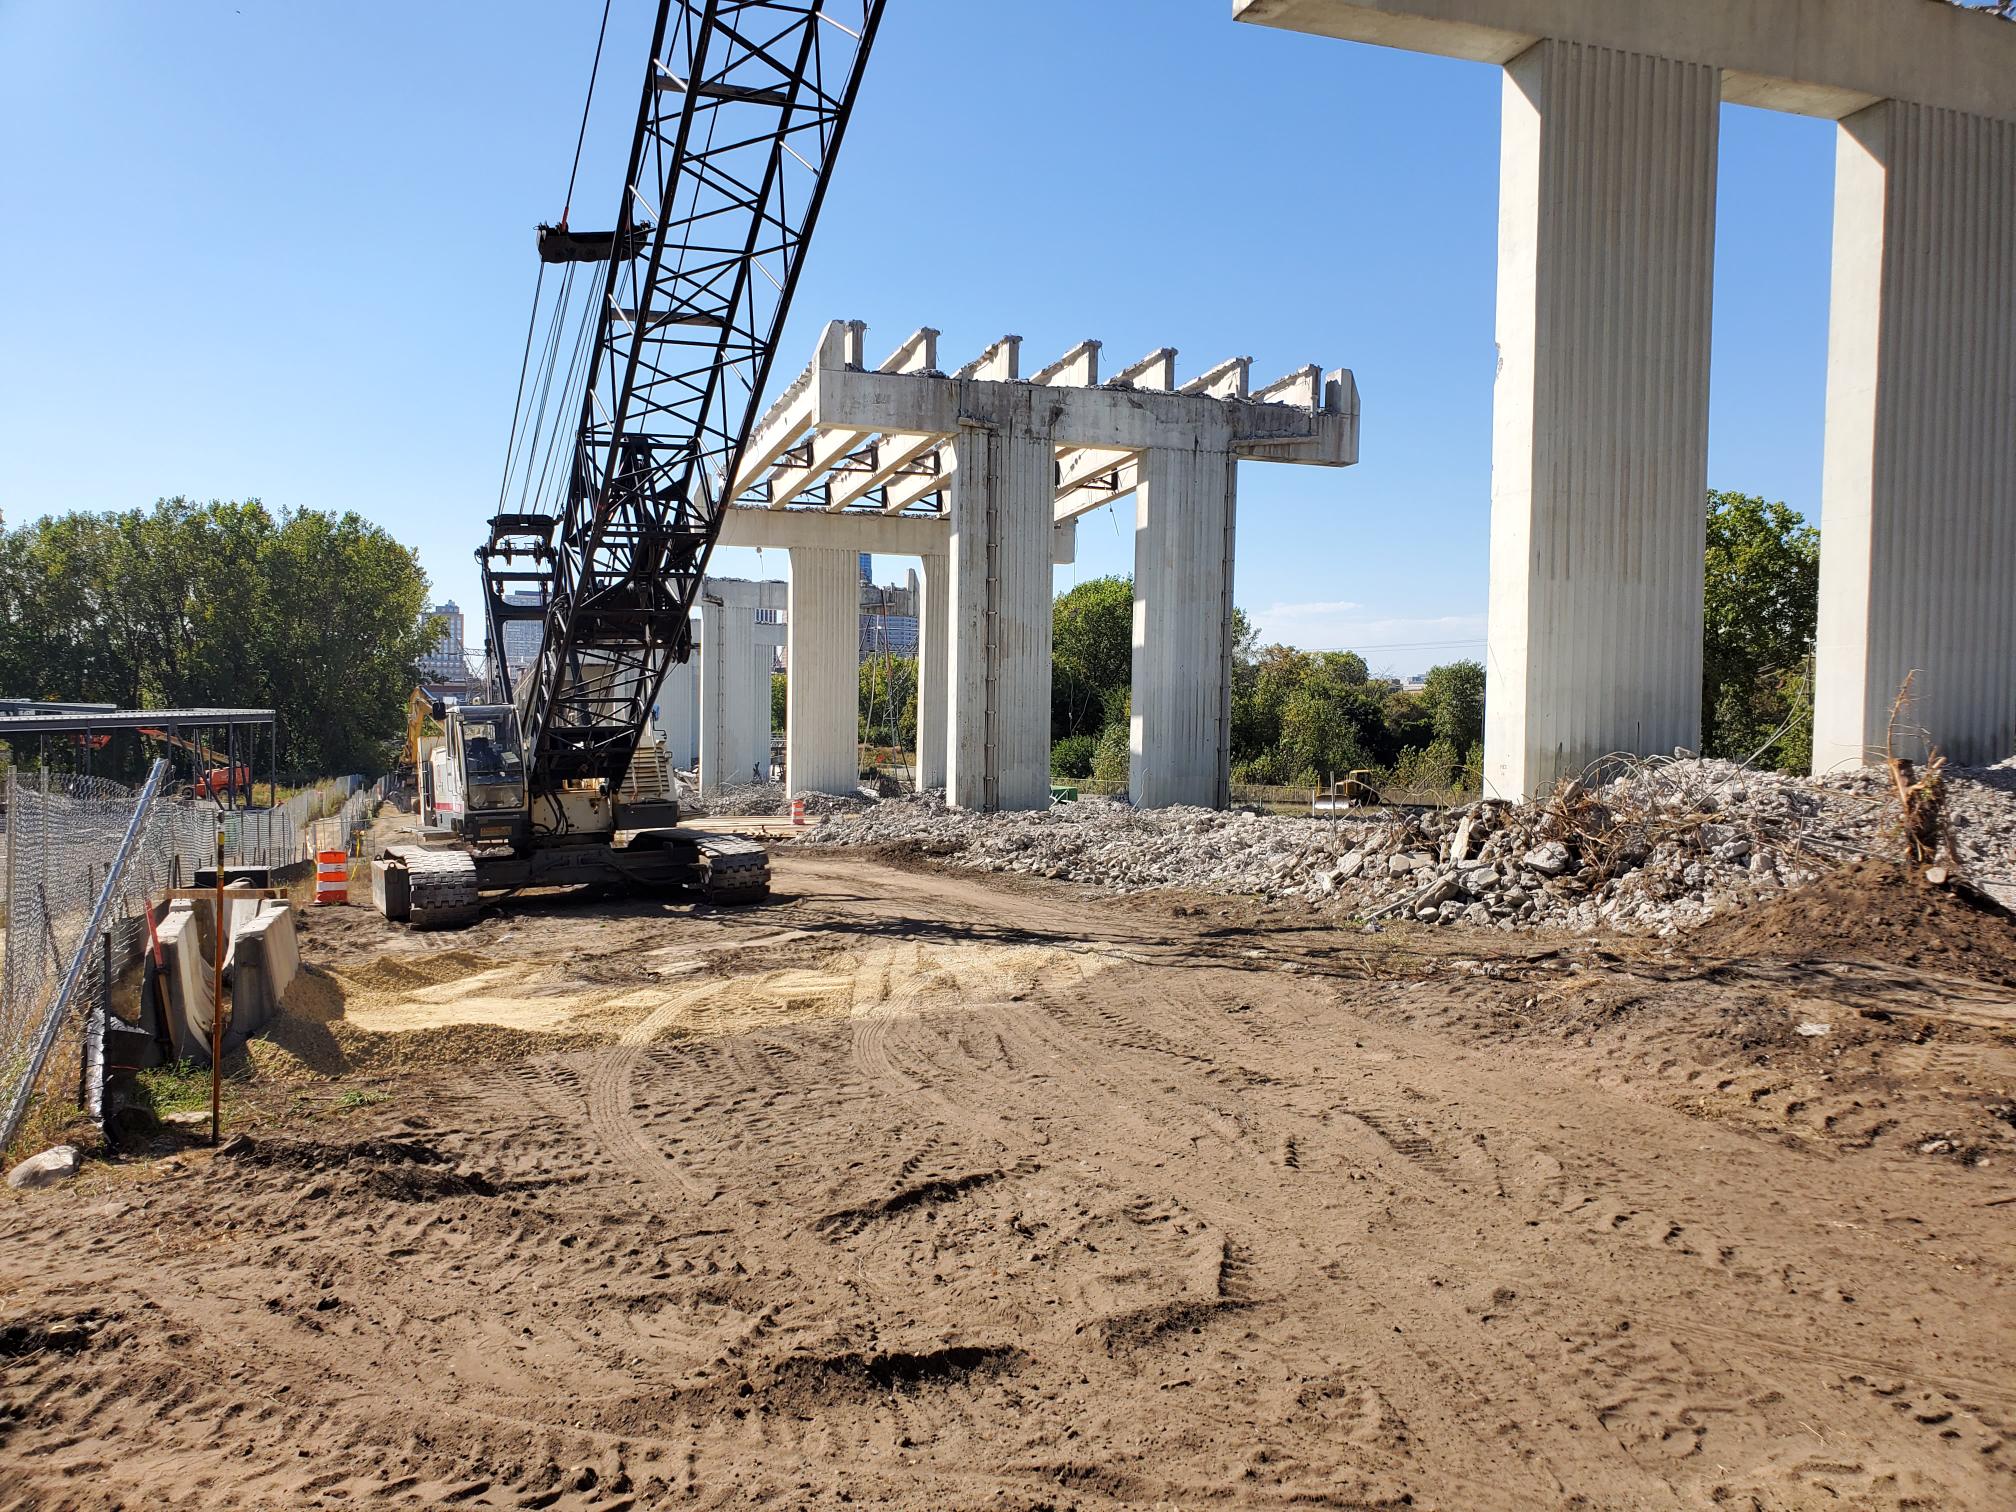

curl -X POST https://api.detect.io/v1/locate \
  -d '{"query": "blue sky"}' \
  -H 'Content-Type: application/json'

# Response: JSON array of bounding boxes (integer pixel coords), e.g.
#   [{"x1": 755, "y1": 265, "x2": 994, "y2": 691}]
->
[{"x1": 0, "y1": 1, "x2": 1834, "y2": 679}]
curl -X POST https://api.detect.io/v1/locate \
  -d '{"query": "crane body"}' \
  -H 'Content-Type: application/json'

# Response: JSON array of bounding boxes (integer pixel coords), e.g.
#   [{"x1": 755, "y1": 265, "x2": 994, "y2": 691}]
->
[{"x1": 375, "y1": 0, "x2": 882, "y2": 928}]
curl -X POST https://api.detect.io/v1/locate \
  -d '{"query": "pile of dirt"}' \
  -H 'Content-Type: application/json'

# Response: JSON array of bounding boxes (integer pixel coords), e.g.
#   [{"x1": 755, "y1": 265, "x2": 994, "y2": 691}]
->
[
  {"x1": 245, "y1": 967, "x2": 603, "y2": 1081},
  {"x1": 1689, "y1": 859, "x2": 2016, "y2": 985}
]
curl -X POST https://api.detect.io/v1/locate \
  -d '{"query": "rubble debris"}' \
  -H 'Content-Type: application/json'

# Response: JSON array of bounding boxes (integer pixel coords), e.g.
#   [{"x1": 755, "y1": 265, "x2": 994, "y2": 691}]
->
[
  {"x1": 7, "y1": 1145, "x2": 81, "y2": 1190},
  {"x1": 796, "y1": 756, "x2": 2016, "y2": 935},
  {"x1": 676, "y1": 779, "x2": 881, "y2": 818}
]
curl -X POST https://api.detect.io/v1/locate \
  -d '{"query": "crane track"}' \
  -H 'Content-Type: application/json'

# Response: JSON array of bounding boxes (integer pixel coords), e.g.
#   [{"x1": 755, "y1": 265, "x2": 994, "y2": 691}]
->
[
  {"x1": 696, "y1": 831, "x2": 771, "y2": 905},
  {"x1": 386, "y1": 845, "x2": 482, "y2": 929}
]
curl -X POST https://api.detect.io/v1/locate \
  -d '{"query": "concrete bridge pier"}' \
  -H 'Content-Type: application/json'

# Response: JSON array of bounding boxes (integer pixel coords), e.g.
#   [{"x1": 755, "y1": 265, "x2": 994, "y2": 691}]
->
[
  {"x1": 1813, "y1": 103, "x2": 2016, "y2": 772},
  {"x1": 786, "y1": 547, "x2": 861, "y2": 796},
  {"x1": 696, "y1": 580, "x2": 781, "y2": 795},
  {"x1": 1236, "y1": 0, "x2": 2014, "y2": 794},
  {"x1": 1130, "y1": 444, "x2": 1238, "y2": 810},
  {"x1": 1482, "y1": 39, "x2": 1719, "y2": 801},
  {"x1": 946, "y1": 399, "x2": 1059, "y2": 813},
  {"x1": 917, "y1": 552, "x2": 949, "y2": 791},
  {"x1": 656, "y1": 658, "x2": 698, "y2": 769},
  {"x1": 723, "y1": 320, "x2": 1355, "y2": 811}
]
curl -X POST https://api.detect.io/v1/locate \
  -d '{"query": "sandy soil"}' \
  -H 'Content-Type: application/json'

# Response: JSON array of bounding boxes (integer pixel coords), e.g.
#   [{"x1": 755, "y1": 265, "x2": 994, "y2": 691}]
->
[{"x1": 1, "y1": 849, "x2": 2012, "y2": 1510}]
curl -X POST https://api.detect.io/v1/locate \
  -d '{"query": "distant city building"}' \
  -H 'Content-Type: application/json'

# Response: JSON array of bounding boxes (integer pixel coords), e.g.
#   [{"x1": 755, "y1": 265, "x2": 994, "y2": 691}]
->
[
  {"x1": 860, "y1": 615, "x2": 919, "y2": 657},
  {"x1": 500, "y1": 590, "x2": 546, "y2": 682},
  {"x1": 858, "y1": 563, "x2": 919, "y2": 659},
  {"x1": 418, "y1": 601, "x2": 465, "y2": 680}
]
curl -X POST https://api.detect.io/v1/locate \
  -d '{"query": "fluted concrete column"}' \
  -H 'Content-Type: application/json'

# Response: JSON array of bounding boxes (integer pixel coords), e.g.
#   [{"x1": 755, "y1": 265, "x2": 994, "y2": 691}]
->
[
  {"x1": 698, "y1": 598, "x2": 759, "y2": 795},
  {"x1": 946, "y1": 397, "x2": 1055, "y2": 811},
  {"x1": 1131, "y1": 446, "x2": 1236, "y2": 809},
  {"x1": 656, "y1": 656, "x2": 698, "y2": 769},
  {"x1": 1813, "y1": 102, "x2": 2016, "y2": 773},
  {"x1": 1483, "y1": 40, "x2": 1719, "y2": 800},
  {"x1": 917, "y1": 553, "x2": 949, "y2": 790},
  {"x1": 785, "y1": 547, "x2": 859, "y2": 795}
]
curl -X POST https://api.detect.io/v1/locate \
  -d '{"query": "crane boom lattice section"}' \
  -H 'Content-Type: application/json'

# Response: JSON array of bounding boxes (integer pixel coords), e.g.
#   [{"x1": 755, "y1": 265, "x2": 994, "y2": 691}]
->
[{"x1": 502, "y1": 0, "x2": 882, "y2": 790}]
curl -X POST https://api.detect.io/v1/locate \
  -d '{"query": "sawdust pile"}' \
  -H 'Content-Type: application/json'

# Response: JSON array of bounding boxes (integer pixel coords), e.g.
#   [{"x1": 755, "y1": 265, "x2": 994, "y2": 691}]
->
[
  {"x1": 245, "y1": 935, "x2": 1100, "y2": 1082},
  {"x1": 247, "y1": 966, "x2": 599, "y2": 1081}
]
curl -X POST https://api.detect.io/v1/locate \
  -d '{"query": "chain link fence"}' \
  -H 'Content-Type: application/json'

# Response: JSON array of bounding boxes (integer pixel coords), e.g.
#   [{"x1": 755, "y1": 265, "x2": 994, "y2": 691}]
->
[{"x1": 0, "y1": 768, "x2": 387, "y2": 1155}]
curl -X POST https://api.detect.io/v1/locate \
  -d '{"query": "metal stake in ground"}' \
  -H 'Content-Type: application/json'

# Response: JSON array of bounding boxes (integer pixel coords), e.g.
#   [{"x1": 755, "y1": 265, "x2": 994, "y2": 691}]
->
[{"x1": 211, "y1": 817, "x2": 225, "y2": 1146}]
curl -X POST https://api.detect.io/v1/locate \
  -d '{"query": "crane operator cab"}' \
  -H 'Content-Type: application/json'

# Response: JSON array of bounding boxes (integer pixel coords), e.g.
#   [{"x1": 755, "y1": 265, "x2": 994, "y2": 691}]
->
[{"x1": 423, "y1": 705, "x2": 530, "y2": 847}]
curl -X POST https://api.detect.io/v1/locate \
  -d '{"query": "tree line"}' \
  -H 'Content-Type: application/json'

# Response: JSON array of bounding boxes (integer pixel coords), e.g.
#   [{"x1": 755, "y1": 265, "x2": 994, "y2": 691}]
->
[
  {"x1": 820, "y1": 487, "x2": 1821, "y2": 792},
  {"x1": 0, "y1": 497, "x2": 438, "y2": 779},
  {"x1": 1048, "y1": 573, "x2": 1487, "y2": 793}
]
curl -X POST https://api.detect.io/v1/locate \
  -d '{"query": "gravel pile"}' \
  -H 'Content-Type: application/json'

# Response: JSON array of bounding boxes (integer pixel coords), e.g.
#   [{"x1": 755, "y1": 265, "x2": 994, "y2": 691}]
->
[
  {"x1": 680, "y1": 779, "x2": 788, "y2": 817},
  {"x1": 795, "y1": 758, "x2": 2016, "y2": 934},
  {"x1": 679, "y1": 779, "x2": 885, "y2": 819}
]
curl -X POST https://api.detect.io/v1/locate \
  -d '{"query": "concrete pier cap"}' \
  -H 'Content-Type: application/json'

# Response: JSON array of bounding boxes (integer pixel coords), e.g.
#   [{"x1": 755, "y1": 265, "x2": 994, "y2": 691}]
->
[
  {"x1": 1232, "y1": 0, "x2": 2016, "y2": 120},
  {"x1": 724, "y1": 320, "x2": 1362, "y2": 809}
]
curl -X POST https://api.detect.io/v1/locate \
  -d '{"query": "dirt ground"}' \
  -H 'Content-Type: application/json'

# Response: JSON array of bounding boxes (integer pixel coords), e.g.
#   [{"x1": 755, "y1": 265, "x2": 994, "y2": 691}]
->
[{"x1": 1, "y1": 842, "x2": 2013, "y2": 1510}]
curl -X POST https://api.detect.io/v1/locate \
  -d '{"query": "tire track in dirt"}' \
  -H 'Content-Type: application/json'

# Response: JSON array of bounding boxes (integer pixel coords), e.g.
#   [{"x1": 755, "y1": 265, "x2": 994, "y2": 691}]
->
[{"x1": 584, "y1": 1044, "x2": 719, "y2": 1203}]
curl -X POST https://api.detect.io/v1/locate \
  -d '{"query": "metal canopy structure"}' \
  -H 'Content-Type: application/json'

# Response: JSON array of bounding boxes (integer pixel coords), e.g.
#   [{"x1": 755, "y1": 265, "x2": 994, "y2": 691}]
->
[
  {"x1": 0, "y1": 707, "x2": 274, "y2": 736},
  {"x1": 482, "y1": 0, "x2": 884, "y2": 791},
  {"x1": 0, "y1": 706, "x2": 278, "y2": 806}
]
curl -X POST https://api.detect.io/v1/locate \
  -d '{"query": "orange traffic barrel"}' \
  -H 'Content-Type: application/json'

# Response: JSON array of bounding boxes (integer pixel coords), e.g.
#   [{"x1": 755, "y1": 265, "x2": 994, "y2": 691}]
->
[
  {"x1": 791, "y1": 798, "x2": 806, "y2": 826},
  {"x1": 314, "y1": 849, "x2": 349, "y2": 905}
]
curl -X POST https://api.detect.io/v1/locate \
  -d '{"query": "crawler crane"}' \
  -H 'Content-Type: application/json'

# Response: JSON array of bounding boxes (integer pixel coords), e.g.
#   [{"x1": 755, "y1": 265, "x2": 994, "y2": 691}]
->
[{"x1": 375, "y1": 0, "x2": 883, "y2": 927}]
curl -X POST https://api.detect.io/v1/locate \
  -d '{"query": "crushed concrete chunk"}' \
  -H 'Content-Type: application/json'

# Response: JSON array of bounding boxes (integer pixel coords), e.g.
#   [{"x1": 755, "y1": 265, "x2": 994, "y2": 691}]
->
[{"x1": 7, "y1": 1145, "x2": 81, "y2": 1190}]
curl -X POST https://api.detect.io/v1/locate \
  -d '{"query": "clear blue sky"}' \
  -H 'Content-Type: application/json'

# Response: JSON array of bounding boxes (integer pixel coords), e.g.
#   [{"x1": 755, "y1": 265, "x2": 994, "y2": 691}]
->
[{"x1": 0, "y1": 1, "x2": 1834, "y2": 680}]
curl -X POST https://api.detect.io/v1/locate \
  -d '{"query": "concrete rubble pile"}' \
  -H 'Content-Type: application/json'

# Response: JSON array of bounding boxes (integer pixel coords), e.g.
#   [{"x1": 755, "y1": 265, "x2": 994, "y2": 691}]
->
[{"x1": 796, "y1": 757, "x2": 2016, "y2": 934}]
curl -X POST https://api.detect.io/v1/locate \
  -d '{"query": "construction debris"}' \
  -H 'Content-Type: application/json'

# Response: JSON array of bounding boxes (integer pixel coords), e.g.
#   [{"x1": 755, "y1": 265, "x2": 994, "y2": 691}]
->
[
  {"x1": 797, "y1": 756, "x2": 2016, "y2": 933},
  {"x1": 7, "y1": 1144, "x2": 81, "y2": 1190}
]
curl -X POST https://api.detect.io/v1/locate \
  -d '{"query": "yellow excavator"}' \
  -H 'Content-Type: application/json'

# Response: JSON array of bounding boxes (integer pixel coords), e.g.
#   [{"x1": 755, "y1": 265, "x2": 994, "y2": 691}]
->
[{"x1": 396, "y1": 687, "x2": 441, "y2": 791}]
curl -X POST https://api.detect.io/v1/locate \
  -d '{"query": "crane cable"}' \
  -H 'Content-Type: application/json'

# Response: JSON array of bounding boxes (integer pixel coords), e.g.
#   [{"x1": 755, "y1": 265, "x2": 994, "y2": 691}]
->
[
  {"x1": 495, "y1": 0, "x2": 618, "y2": 516},
  {"x1": 560, "y1": 0, "x2": 617, "y2": 232}
]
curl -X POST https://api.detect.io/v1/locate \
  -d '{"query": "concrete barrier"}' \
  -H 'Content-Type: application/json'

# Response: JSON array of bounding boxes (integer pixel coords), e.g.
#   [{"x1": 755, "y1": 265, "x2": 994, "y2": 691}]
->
[
  {"x1": 228, "y1": 903, "x2": 300, "y2": 1041},
  {"x1": 148, "y1": 897, "x2": 301, "y2": 1063},
  {"x1": 153, "y1": 906, "x2": 216, "y2": 1063}
]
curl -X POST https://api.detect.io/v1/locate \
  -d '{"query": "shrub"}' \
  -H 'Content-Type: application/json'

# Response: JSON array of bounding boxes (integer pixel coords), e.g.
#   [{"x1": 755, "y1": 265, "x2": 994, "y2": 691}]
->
[
  {"x1": 1091, "y1": 723, "x2": 1132, "y2": 787},
  {"x1": 1051, "y1": 734, "x2": 1097, "y2": 779}
]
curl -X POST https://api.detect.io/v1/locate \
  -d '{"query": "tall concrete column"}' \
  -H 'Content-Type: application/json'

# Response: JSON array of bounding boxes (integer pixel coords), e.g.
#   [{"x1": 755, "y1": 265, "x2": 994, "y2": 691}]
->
[
  {"x1": 946, "y1": 397, "x2": 1056, "y2": 811},
  {"x1": 751, "y1": 618, "x2": 785, "y2": 783},
  {"x1": 917, "y1": 553, "x2": 949, "y2": 790},
  {"x1": 697, "y1": 598, "x2": 758, "y2": 795},
  {"x1": 655, "y1": 656, "x2": 698, "y2": 769},
  {"x1": 1131, "y1": 445, "x2": 1237, "y2": 809},
  {"x1": 1482, "y1": 40, "x2": 1719, "y2": 800},
  {"x1": 1812, "y1": 102, "x2": 2016, "y2": 773},
  {"x1": 786, "y1": 546, "x2": 859, "y2": 795}
]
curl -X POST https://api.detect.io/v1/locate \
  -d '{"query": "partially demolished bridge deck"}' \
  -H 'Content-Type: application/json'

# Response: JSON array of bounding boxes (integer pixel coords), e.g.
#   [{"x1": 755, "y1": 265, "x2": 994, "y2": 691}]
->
[{"x1": 714, "y1": 320, "x2": 1358, "y2": 809}]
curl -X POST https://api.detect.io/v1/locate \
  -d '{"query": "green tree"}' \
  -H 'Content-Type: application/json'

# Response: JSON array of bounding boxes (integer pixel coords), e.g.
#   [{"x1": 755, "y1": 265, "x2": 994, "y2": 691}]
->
[
  {"x1": 1052, "y1": 575, "x2": 1133, "y2": 740},
  {"x1": 1702, "y1": 490, "x2": 1819, "y2": 769},
  {"x1": 1091, "y1": 721, "x2": 1131, "y2": 786},
  {"x1": 0, "y1": 497, "x2": 435, "y2": 778},
  {"x1": 772, "y1": 671, "x2": 788, "y2": 735},
  {"x1": 1421, "y1": 660, "x2": 1486, "y2": 751},
  {"x1": 261, "y1": 507, "x2": 436, "y2": 774},
  {"x1": 1380, "y1": 690, "x2": 1435, "y2": 753}
]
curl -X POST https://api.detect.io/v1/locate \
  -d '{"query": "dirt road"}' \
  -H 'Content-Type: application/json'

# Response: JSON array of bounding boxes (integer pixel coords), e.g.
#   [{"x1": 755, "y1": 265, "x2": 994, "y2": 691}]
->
[{"x1": 2, "y1": 851, "x2": 2012, "y2": 1509}]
